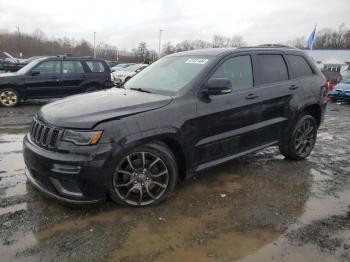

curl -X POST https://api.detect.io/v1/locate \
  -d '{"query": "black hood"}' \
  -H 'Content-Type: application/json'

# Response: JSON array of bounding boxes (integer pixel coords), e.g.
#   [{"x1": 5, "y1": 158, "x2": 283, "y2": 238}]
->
[
  {"x1": 37, "y1": 88, "x2": 172, "y2": 129},
  {"x1": 0, "y1": 72, "x2": 19, "y2": 81}
]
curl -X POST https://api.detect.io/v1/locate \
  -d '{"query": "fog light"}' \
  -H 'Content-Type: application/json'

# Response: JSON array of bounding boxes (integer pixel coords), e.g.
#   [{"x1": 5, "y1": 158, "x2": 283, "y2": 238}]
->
[{"x1": 51, "y1": 164, "x2": 81, "y2": 174}]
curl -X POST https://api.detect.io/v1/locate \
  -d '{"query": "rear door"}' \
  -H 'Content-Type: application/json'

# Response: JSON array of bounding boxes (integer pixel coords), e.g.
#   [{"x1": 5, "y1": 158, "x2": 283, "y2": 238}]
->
[
  {"x1": 250, "y1": 52, "x2": 299, "y2": 144},
  {"x1": 85, "y1": 60, "x2": 111, "y2": 88},
  {"x1": 25, "y1": 60, "x2": 62, "y2": 98},
  {"x1": 60, "y1": 60, "x2": 87, "y2": 96}
]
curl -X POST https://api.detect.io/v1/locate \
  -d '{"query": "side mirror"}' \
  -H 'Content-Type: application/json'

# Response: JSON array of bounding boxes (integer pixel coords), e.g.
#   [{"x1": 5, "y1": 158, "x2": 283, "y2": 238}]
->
[
  {"x1": 202, "y1": 78, "x2": 232, "y2": 96},
  {"x1": 31, "y1": 70, "x2": 40, "y2": 76}
]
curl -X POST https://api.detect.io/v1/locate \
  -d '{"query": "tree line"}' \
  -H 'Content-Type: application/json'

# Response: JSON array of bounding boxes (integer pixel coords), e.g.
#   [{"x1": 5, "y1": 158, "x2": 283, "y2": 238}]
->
[
  {"x1": 286, "y1": 23, "x2": 350, "y2": 49},
  {"x1": 0, "y1": 29, "x2": 139, "y2": 62},
  {"x1": 1, "y1": 23, "x2": 349, "y2": 63}
]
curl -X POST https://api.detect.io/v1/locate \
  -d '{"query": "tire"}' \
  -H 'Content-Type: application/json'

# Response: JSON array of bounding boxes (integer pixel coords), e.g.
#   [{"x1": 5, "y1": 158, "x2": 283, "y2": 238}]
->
[
  {"x1": 0, "y1": 88, "x2": 20, "y2": 107},
  {"x1": 85, "y1": 86, "x2": 99, "y2": 93},
  {"x1": 109, "y1": 142, "x2": 178, "y2": 207},
  {"x1": 279, "y1": 115, "x2": 317, "y2": 160}
]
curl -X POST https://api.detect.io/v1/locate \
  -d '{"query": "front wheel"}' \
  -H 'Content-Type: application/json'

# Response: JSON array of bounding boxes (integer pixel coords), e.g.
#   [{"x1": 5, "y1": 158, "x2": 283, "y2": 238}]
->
[
  {"x1": 0, "y1": 88, "x2": 20, "y2": 107},
  {"x1": 109, "y1": 143, "x2": 178, "y2": 206},
  {"x1": 279, "y1": 115, "x2": 317, "y2": 160}
]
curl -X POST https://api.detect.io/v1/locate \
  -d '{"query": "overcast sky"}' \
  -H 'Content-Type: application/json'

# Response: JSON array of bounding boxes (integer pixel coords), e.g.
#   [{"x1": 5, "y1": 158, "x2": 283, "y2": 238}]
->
[{"x1": 0, "y1": 0, "x2": 349, "y2": 51}]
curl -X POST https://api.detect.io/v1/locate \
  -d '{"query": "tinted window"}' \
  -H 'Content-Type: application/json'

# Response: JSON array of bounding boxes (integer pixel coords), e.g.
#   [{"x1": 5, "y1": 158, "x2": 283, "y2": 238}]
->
[
  {"x1": 86, "y1": 61, "x2": 105, "y2": 72},
  {"x1": 62, "y1": 61, "x2": 85, "y2": 74},
  {"x1": 211, "y1": 55, "x2": 253, "y2": 91},
  {"x1": 287, "y1": 55, "x2": 314, "y2": 78},
  {"x1": 34, "y1": 61, "x2": 61, "y2": 75},
  {"x1": 258, "y1": 55, "x2": 288, "y2": 84}
]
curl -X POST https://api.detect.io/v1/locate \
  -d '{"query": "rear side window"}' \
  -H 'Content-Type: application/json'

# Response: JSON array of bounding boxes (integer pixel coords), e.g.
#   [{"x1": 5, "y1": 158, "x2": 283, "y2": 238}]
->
[
  {"x1": 62, "y1": 61, "x2": 85, "y2": 74},
  {"x1": 258, "y1": 54, "x2": 288, "y2": 84},
  {"x1": 211, "y1": 55, "x2": 253, "y2": 91},
  {"x1": 287, "y1": 55, "x2": 314, "y2": 78},
  {"x1": 86, "y1": 61, "x2": 105, "y2": 72}
]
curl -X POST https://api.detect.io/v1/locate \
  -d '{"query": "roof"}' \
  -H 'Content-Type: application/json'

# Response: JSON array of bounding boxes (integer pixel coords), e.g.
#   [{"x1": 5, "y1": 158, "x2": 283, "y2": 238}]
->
[
  {"x1": 306, "y1": 50, "x2": 350, "y2": 64},
  {"x1": 170, "y1": 46, "x2": 302, "y2": 57}
]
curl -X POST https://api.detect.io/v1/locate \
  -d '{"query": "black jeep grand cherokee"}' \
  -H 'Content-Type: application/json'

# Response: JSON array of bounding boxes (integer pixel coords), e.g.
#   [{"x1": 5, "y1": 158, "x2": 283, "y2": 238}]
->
[
  {"x1": 23, "y1": 47, "x2": 327, "y2": 206},
  {"x1": 0, "y1": 56, "x2": 112, "y2": 107}
]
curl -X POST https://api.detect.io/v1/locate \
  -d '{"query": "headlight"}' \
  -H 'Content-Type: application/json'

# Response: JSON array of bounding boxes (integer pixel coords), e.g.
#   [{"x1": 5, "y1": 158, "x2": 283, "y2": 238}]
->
[{"x1": 62, "y1": 130, "x2": 103, "y2": 145}]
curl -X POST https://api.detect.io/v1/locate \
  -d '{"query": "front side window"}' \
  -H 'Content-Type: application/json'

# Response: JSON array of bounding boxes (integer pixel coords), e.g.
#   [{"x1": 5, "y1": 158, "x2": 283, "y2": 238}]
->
[
  {"x1": 62, "y1": 61, "x2": 85, "y2": 74},
  {"x1": 258, "y1": 54, "x2": 288, "y2": 84},
  {"x1": 211, "y1": 55, "x2": 253, "y2": 91},
  {"x1": 287, "y1": 55, "x2": 314, "y2": 78},
  {"x1": 125, "y1": 56, "x2": 211, "y2": 93},
  {"x1": 34, "y1": 61, "x2": 61, "y2": 75},
  {"x1": 86, "y1": 61, "x2": 105, "y2": 72}
]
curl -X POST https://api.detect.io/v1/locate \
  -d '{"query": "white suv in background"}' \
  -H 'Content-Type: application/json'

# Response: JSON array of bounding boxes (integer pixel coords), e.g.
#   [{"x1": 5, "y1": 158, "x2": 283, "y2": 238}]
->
[{"x1": 112, "y1": 63, "x2": 148, "y2": 84}]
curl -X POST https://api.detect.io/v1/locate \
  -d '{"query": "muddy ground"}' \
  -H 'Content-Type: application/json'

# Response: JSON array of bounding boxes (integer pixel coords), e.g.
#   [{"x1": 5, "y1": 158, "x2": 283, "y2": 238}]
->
[{"x1": 0, "y1": 100, "x2": 349, "y2": 262}]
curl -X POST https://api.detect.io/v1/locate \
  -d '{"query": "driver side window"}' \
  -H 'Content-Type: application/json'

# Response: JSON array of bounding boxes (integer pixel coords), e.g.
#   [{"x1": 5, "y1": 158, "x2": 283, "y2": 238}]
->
[
  {"x1": 211, "y1": 55, "x2": 253, "y2": 91},
  {"x1": 34, "y1": 61, "x2": 61, "y2": 75}
]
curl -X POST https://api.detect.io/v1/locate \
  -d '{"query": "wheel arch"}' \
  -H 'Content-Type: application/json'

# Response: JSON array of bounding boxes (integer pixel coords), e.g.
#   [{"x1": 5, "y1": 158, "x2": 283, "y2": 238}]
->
[
  {"x1": 118, "y1": 132, "x2": 189, "y2": 181},
  {"x1": 302, "y1": 104, "x2": 322, "y2": 127}
]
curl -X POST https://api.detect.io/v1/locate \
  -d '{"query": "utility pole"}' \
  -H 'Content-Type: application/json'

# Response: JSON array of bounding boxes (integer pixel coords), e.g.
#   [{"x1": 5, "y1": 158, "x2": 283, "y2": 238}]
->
[
  {"x1": 15, "y1": 26, "x2": 21, "y2": 57},
  {"x1": 158, "y1": 29, "x2": 163, "y2": 59},
  {"x1": 93, "y1": 32, "x2": 96, "y2": 58}
]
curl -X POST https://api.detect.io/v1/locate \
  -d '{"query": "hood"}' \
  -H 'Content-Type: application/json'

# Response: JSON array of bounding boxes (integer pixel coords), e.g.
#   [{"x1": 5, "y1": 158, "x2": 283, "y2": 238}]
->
[
  {"x1": 37, "y1": 88, "x2": 172, "y2": 129},
  {"x1": 0, "y1": 72, "x2": 21, "y2": 83},
  {"x1": 0, "y1": 72, "x2": 19, "y2": 79},
  {"x1": 334, "y1": 82, "x2": 350, "y2": 91}
]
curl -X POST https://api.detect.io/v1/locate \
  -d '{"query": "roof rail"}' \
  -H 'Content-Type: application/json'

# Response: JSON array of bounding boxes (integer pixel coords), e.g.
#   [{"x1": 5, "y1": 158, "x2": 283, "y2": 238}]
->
[{"x1": 239, "y1": 44, "x2": 297, "y2": 49}]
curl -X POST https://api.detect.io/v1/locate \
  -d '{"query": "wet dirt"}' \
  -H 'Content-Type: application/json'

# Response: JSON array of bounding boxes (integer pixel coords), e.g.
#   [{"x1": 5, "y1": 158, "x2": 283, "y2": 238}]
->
[{"x1": 0, "y1": 101, "x2": 349, "y2": 262}]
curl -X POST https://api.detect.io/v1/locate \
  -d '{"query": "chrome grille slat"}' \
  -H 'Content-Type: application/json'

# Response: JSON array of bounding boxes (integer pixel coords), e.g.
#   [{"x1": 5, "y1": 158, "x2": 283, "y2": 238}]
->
[{"x1": 30, "y1": 118, "x2": 63, "y2": 149}]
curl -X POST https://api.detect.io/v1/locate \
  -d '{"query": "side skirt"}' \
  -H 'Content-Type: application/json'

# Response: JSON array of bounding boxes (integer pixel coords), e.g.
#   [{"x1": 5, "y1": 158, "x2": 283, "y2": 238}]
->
[{"x1": 195, "y1": 141, "x2": 279, "y2": 172}]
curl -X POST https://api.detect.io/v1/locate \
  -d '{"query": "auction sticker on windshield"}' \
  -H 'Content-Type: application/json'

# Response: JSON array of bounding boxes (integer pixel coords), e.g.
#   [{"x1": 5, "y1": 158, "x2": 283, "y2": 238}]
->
[{"x1": 185, "y1": 58, "x2": 209, "y2": 64}]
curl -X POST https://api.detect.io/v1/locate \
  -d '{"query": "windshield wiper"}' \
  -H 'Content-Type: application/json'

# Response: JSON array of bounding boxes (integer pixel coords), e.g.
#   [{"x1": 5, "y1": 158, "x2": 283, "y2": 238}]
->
[{"x1": 130, "y1": 87, "x2": 152, "y2": 93}]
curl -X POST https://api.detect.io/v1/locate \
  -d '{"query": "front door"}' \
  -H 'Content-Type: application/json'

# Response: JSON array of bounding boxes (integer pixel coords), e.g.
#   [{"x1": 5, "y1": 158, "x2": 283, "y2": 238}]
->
[{"x1": 25, "y1": 60, "x2": 62, "y2": 98}]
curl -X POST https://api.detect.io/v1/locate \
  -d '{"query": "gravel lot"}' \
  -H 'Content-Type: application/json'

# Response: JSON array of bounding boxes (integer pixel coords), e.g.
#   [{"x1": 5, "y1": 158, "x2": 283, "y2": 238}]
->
[{"x1": 0, "y1": 100, "x2": 349, "y2": 262}]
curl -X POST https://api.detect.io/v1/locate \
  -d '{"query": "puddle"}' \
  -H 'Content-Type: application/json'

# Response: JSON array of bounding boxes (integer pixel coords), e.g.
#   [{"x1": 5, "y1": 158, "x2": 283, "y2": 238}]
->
[{"x1": 0, "y1": 133, "x2": 27, "y2": 199}]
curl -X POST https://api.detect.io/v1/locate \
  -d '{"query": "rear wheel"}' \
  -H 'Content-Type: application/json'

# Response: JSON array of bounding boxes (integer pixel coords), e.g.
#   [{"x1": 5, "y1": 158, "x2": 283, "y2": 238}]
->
[
  {"x1": 109, "y1": 143, "x2": 178, "y2": 206},
  {"x1": 0, "y1": 88, "x2": 20, "y2": 107},
  {"x1": 279, "y1": 115, "x2": 317, "y2": 160}
]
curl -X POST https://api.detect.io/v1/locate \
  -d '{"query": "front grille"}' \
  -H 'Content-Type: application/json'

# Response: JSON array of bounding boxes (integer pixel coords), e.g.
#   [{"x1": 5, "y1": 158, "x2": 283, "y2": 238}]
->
[{"x1": 30, "y1": 118, "x2": 63, "y2": 149}]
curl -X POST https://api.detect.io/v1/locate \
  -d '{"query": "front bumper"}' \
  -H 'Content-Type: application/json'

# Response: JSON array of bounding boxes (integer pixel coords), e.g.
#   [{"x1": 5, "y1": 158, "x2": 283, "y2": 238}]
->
[{"x1": 23, "y1": 134, "x2": 113, "y2": 204}]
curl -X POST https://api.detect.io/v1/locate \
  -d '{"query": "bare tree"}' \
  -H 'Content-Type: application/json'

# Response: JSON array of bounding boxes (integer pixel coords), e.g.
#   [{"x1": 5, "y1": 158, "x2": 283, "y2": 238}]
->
[{"x1": 230, "y1": 34, "x2": 247, "y2": 47}]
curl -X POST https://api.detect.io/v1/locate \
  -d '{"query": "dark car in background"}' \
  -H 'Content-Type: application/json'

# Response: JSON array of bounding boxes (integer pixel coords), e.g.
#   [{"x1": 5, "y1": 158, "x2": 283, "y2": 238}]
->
[
  {"x1": 0, "y1": 56, "x2": 112, "y2": 106},
  {"x1": 23, "y1": 46, "x2": 327, "y2": 207}
]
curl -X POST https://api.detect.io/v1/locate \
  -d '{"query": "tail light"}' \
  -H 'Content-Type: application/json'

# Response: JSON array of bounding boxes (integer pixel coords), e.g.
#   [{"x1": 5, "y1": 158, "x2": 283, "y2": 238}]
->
[{"x1": 323, "y1": 80, "x2": 329, "y2": 102}]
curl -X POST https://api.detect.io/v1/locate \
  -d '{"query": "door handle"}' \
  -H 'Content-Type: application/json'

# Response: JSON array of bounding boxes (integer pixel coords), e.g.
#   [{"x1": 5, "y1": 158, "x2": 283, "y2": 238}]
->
[
  {"x1": 289, "y1": 85, "x2": 299, "y2": 90},
  {"x1": 245, "y1": 93, "x2": 259, "y2": 99}
]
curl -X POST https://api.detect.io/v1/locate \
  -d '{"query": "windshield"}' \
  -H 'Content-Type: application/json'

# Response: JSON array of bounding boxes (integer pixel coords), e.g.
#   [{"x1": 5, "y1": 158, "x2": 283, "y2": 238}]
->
[
  {"x1": 124, "y1": 56, "x2": 210, "y2": 93},
  {"x1": 16, "y1": 58, "x2": 46, "y2": 74}
]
